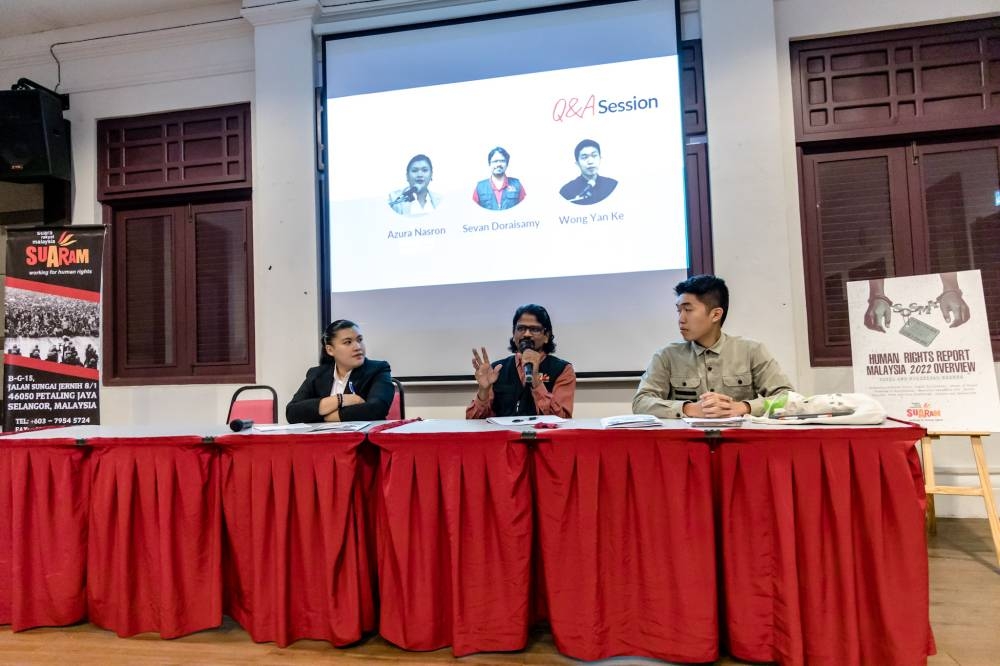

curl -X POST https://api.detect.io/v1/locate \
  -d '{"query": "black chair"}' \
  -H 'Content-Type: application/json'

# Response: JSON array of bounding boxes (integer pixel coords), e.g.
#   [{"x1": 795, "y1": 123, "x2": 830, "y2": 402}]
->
[{"x1": 388, "y1": 378, "x2": 405, "y2": 419}]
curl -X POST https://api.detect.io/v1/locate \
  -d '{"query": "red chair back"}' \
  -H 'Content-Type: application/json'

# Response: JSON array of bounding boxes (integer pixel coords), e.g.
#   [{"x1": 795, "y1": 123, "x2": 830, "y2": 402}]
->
[
  {"x1": 226, "y1": 385, "x2": 278, "y2": 424},
  {"x1": 387, "y1": 378, "x2": 405, "y2": 420}
]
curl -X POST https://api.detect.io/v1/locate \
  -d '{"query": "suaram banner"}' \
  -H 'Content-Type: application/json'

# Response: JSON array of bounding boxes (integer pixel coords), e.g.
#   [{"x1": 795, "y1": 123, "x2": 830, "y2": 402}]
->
[{"x1": 3, "y1": 226, "x2": 106, "y2": 431}]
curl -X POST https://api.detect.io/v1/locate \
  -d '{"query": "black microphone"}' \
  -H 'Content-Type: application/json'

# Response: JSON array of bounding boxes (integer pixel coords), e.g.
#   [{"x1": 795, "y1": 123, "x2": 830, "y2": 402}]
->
[
  {"x1": 390, "y1": 186, "x2": 417, "y2": 206},
  {"x1": 570, "y1": 184, "x2": 593, "y2": 202},
  {"x1": 229, "y1": 418, "x2": 254, "y2": 432},
  {"x1": 518, "y1": 338, "x2": 534, "y2": 385}
]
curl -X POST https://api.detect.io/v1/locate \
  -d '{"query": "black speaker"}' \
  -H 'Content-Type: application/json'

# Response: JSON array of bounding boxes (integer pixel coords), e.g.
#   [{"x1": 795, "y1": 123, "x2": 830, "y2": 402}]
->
[{"x1": 0, "y1": 89, "x2": 71, "y2": 182}]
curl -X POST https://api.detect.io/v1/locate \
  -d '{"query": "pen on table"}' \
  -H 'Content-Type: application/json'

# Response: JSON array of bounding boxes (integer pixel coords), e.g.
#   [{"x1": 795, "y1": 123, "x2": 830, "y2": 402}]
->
[{"x1": 512, "y1": 416, "x2": 539, "y2": 423}]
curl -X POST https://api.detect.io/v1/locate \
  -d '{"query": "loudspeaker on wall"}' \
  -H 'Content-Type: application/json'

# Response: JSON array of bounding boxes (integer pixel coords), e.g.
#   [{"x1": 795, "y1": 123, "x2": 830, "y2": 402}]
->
[{"x1": 0, "y1": 89, "x2": 71, "y2": 182}]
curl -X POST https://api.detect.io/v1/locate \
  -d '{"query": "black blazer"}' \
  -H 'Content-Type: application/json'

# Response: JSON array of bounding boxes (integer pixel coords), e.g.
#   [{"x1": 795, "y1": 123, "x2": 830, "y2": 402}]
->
[{"x1": 285, "y1": 358, "x2": 393, "y2": 423}]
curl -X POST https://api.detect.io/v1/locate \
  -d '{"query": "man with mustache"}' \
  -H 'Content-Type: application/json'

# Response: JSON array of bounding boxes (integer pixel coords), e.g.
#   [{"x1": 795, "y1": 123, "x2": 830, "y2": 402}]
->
[
  {"x1": 467, "y1": 304, "x2": 575, "y2": 418},
  {"x1": 472, "y1": 146, "x2": 527, "y2": 210}
]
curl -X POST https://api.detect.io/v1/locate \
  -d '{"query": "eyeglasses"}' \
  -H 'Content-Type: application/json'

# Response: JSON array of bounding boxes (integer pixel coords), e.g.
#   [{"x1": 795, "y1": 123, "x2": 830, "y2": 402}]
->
[{"x1": 515, "y1": 324, "x2": 545, "y2": 335}]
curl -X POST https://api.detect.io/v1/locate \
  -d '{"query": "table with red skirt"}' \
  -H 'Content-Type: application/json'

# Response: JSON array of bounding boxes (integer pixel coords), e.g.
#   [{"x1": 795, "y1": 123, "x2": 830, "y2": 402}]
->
[{"x1": 0, "y1": 419, "x2": 933, "y2": 665}]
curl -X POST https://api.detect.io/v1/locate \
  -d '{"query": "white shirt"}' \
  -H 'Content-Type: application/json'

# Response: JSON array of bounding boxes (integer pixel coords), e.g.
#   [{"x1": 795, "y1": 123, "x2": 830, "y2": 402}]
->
[{"x1": 330, "y1": 366, "x2": 353, "y2": 396}]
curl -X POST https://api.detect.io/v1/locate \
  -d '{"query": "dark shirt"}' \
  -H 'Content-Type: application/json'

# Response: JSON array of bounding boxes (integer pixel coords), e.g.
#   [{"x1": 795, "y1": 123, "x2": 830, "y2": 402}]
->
[
  {"x1": 466, "y1": 353, "x2": 575, "y2": 418},
  {"x1": 559, "y1": 175, "x2": 618, "y2": 205},
  {"x1": 286, "y1": 358, "x2": 393, "y2": 423}
]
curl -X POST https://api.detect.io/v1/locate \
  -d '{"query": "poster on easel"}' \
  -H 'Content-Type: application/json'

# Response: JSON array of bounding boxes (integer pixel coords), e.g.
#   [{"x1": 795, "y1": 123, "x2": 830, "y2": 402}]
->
[
  {"x1": 3, "y1": 226, "x2": 106, "y2": 432},
  {"x1": 847, "y1": 270, "x2": 1000, "y2": 432}
]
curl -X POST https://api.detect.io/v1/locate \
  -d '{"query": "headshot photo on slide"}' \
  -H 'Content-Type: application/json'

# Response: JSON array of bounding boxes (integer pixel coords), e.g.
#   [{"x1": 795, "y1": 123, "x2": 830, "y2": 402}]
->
[
  {"x1": 388, "y1": 153, "x2": 442, "y2": 216},
  {"x1": 472, "y1": 146, "x2": 527, "y2": 211},
  {"x1": 559, "y1": 138, "x2": 618, "y2": 205}
]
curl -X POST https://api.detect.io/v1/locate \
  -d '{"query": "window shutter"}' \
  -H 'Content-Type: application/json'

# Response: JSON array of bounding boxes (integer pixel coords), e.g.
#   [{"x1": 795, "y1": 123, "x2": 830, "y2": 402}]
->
[
  {"x1": 918, "y1": 141, "x2": 1000, "y2": 339},
  {"x1": 801, "y1": 148, "x2": 913, "y2": 363},
  {"x1": 117, "y1": 208, "x2": 179, "y2": 369},
  {"x1": 191, "y1": 202, "x2": 252, "y2": 366}
]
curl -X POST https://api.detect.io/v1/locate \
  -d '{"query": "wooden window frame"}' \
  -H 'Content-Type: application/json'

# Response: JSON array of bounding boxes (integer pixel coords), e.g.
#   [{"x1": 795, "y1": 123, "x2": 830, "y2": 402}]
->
[
  {"x1": 794, "y1": 19, "x2": 1000, "y2": 366},
  {"x1": 800, "y1": 135, "x2": 1000, "y2": 366},
  {"x1": 99, "y1": 104, "x2": 255, "y2": 386},
  {"x1": 103, "y1": 197, "x2": 255, "y2": 385},
  {"x1": 790, "y1": 18, "x2": 1000, "y2": 143},
  {"x1": 98, "y1": 104, "x2": 251, "y2": 200},
  {"x1": 681, "y1": 39, "x2": 713, "y2": 276}
]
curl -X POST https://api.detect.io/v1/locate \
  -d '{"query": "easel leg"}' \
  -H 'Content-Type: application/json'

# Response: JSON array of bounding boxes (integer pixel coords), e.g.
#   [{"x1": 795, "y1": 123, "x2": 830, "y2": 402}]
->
[
  {"x1": 921, "y1": 435, "x2": 938, "y2": 536},
  {"x1": 970, "y1": 436, "x2": 1000, "y2": 568}
]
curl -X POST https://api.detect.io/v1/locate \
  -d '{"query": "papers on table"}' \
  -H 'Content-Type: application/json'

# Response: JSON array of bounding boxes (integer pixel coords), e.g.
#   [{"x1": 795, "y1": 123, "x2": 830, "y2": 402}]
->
[
  {"x1": 486, "y1": 415, "x2": 567, "y2": 426},
  {"x1": 251, "y1": 422, "x2": 370, "y2": 433},
  {"x1": 308, "y1": 421, "x2": 371, "y2": 432},
  {"x1": 600, "y1": 414, "x2": 663, "y2": 429},
  {"x1": 252, "y1": 423, "x2": 311, "y2": 432},
  {"x1": 682, "y1": 416, "x2": 745, "y2": 428}
]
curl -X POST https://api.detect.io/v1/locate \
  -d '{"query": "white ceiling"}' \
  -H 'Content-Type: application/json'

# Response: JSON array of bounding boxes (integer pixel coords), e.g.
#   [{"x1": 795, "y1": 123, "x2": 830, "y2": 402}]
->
[
  {"x1": 0, "y1": 0, "x2": 231, "y2": 39},
  {"x1": 0, "y1": 0, "x2": 539, "y2": 42}
]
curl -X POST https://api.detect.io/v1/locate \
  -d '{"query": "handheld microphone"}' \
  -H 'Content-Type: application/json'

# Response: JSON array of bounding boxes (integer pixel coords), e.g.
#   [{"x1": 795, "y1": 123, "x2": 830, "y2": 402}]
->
[
  {"x1": 571, "y1": 184, "x2": 593, "y2": 202},
  {"x1": 390, "y1": 185, "x2": 417, "y2": 206},
  {"x1": 229, "y1": 418, "x2": 254, "y2": 432},
  {"x1": 518, "y1": 338, "x2": 534, "y2": 385}
]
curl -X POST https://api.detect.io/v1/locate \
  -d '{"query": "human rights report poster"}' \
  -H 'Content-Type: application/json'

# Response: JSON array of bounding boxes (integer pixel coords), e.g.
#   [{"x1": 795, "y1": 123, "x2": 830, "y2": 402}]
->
[
  {"x1": 847, "y1": 270, "x2": 1000, "y2": 432},
  {"x1": 3, "y1": 226, "x2": 105, "y2": 431}
]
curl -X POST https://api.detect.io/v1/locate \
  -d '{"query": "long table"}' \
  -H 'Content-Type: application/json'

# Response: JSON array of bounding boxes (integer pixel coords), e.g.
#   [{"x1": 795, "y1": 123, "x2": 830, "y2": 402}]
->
[
  {"x1": 0, "y1": 425, "x2": 374, "y2": 648},
  {"x1": 0, "y1": 420, "x2": 932, "y2": 665}
]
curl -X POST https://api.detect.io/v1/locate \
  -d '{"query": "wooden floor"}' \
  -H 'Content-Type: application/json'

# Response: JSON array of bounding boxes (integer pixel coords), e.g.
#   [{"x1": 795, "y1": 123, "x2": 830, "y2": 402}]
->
[{"x1": 1, "y1": 518, "x2": 997, "y2": 665}]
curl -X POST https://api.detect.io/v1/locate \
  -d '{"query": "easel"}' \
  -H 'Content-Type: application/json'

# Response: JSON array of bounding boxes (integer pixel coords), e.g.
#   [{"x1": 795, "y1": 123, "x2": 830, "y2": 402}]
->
[{"x1": 921, "y1": 431, "x2": 1000, "y2": 567}]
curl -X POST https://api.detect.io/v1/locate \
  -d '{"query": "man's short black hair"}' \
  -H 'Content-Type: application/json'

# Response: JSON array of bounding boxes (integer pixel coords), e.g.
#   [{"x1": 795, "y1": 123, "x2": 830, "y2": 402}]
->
[
  {"x1": 406, "y1": 154, "x2": 433, "y2": 173},
  {"x1": 574, "y1": 139, "x2": 601, "y2": 161},
  {"x1": 675, "y1": 274, "x2": 729, "y2": 325},
  {"x1": 488, "y1": 147, "x2": 510, "y2": 164},
  {"x1": 508, "y1": 303, "x2": 556, "y2": 354},
  {"x1": 321, "y1": 319, "x2": 359, "y2": 363}
]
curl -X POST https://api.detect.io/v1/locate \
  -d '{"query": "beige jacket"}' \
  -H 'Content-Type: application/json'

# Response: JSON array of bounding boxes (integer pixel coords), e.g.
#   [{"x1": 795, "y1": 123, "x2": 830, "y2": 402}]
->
[{"x1": 632, "y1": 332, "x2": 793, "y2": 418}]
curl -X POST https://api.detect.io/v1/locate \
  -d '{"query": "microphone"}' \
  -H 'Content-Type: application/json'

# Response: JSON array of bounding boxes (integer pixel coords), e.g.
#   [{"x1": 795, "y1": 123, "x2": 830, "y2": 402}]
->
[
  {"x1": 518, "y1": 338, "x2": 534, "y2": 386},
  {"x1": 229, "y1": 418, "x2": 254, "y2": 432},
  {"x1": 389, "y1": 186, "x2": 417, "y2": 206},
  {"x1": 570, "y1": 184, "x2": 593, "y2": 202}
]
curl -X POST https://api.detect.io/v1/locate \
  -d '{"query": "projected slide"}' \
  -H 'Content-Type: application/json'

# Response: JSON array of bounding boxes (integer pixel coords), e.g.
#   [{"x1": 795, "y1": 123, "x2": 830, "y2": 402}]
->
[{"x1": 327, "y1": 56, "x2": 685, "y2": 293}]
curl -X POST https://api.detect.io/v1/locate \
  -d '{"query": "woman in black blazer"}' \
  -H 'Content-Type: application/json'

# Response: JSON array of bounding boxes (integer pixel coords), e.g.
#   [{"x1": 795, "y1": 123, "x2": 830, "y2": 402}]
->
[{"x1": 286, "y1": 319, "x2": 394, "y2": 423}]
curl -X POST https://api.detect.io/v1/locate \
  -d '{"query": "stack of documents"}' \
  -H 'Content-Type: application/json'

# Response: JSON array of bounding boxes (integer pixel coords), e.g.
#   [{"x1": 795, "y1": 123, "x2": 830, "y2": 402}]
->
[
  {"x1": 681, "y1": 416, "x2": 745, "y2": 428},
  {"x1": 309, "y1": 421, "x2": 371, "y2": 432},
  {"x1": 599, "y1": 414, "x2": 663, "y2": 429},
  {"x1": 252, "y1": 422, "x2": 370, "y2": 433},
  {"x1": 486, "y1": 415, "x2": 566, "y2": 426}
]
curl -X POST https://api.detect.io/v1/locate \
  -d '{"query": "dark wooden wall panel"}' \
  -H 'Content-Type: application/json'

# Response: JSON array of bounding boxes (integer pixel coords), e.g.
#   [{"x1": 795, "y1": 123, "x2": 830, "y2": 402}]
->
[
  {"x1": 680, "y1": 40, "x2": 707, "y2": 135},
  {"x1": 97, "y1": 104, "x2": 251, "y2": 201},
  {"x1": 791, "y1": 18, "x2": 1000, "y2": 143}
]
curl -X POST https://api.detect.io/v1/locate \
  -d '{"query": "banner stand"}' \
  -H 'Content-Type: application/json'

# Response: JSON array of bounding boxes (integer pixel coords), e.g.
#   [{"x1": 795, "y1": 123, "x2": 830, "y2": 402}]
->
[
  {"x1": 921, "y1": 431, "x2": 1000, "y2": 567},
  {"x1": 3, "y1": 226, "x2": 106, "y2": 432}
]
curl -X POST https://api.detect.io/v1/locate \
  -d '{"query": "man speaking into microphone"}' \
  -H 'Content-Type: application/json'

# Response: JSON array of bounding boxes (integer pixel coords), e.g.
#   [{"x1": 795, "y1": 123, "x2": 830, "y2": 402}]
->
[
  {"x1": 388, "y1": 153, "x2": 441, "y2": 216},
  {"x1": 559, "y1": 138, "x2": 618, "y2": 205},
  {"x1": 466, "y1": 304, "x2": 576, "y2": 419}
]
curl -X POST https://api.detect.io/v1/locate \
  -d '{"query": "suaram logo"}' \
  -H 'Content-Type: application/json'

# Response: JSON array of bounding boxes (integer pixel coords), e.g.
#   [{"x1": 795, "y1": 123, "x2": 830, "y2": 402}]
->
[
  {"x1": 552, "y1": 94, "x2": 660, "y2": 121},
  {"x1": 906, "y1": 402, "x2": 942, "y2": 418},
  {"x1": 25, "y1": 231, "x2": 90, "y2": 267}
]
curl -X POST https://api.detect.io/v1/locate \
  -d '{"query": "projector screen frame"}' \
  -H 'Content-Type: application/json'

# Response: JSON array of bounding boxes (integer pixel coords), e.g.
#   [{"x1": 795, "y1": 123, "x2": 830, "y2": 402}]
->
[{"x1": 317, "y1": 0, "x2": 705, "y2": 381}]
